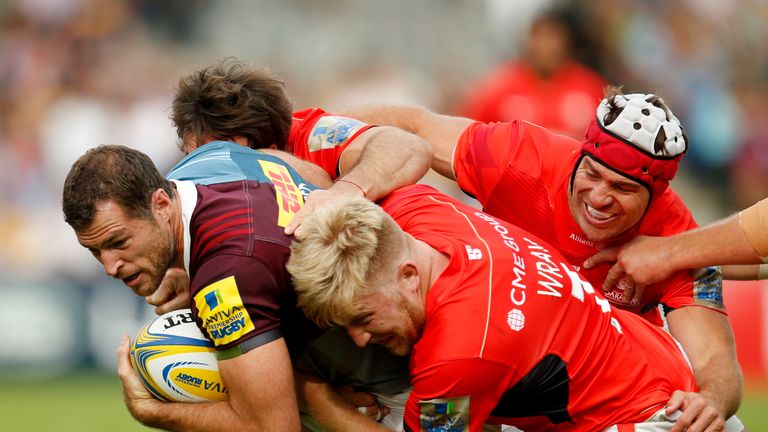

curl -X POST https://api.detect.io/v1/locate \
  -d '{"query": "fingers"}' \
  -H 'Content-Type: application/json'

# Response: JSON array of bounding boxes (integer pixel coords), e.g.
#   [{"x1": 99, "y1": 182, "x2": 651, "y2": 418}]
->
[
  {"x1": 621, "y1": 279, "x2": 635, "y2": 303},
  {"x1": 602, "y1": 263, "x2": 625, "y2": 293},
  {"x1": 675, "y1": 406, "x2": 722, "y2": 432},
  {"x1": 153, "y1": 294, "x2": 191, "y2": 315},
  {"x1": 668, "y1": 392, "x2": 725, "y2": 432},
  {"x1": 630, "y1": 283, "x2": 645, "y2": 306},
  {"x1": 667, "y1": 391, "x2": 687, "y2": 432},
  {"x1": 118, "y1": 335, "x2": 156, "y2": 407},
  {"x1": 285, "y1": 201, "x2": 315, "y2": 237},
  {"x1": 583, "y1": 248, "x2": 619, "y2": 269},
  {"x1": 117, "y1": 335, "x2": 132, "y2": 377},
  {"x1": 146, "y1": 284, "x2": 172, "y2": 306},
  {"x1": 147, "y1": 268, "x2": 191, "y2": 315},
  {"x1": 285, "y1": 190, "x2": 324, "y2": 236},
  {"x1": 356, "y1": 402, "x2": 389, "y2": 422},
  {"x1": 284, "y1": 211, "x2": 303, "y2": 236},
  {"x1": 619, "y1": 279, "x2": 643, "y2": 306},
  {"x1": 286, "y1": 186, "x2": 364, "y2": 237}
]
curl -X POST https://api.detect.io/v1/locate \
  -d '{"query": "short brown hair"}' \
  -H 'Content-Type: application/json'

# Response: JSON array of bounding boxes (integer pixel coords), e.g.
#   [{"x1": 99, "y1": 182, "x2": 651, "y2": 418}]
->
[
  {"x1": 172, "y1": 59, "x2": 293, "y2": 151},
  {"x1": 62, "y1": 145, "x2": 174, "y2": 231},
  {"x1": 287, "y1": 197, "x2": 406, "y2": 328}
]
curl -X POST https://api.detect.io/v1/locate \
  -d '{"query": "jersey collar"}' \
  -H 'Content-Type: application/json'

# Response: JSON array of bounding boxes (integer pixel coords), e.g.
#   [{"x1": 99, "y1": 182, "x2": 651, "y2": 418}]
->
[{"x1": 171, "y1": 179, "x2": 198, "y2": 273}]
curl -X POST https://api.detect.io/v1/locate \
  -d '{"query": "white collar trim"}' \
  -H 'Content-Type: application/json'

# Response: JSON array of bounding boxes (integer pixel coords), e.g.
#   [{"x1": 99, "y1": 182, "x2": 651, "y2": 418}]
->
[{"x1": 172, "y1": 180, "x2": 198, "y2": 273}]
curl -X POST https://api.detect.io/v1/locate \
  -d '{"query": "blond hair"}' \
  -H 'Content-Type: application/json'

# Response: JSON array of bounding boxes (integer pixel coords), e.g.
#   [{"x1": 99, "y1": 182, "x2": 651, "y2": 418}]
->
[{"x1": 287, "y1": 196, "x2": 405, "y2": 328}]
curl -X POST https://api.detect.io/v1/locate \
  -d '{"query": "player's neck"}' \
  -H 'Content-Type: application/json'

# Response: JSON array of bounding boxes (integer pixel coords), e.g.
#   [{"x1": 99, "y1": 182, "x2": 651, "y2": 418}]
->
[{"x1": 409, "y1": 237, "x2": 449, "y2": 298}]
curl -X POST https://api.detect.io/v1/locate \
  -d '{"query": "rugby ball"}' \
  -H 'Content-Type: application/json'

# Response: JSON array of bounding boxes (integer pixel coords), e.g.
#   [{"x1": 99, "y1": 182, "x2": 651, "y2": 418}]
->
[{"x1": 130, "y1": 309, "x2": 228, "y2": 402}]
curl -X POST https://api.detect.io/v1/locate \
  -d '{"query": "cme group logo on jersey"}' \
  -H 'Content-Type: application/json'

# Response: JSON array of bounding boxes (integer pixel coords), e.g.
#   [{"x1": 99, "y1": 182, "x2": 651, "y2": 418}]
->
[
  {"x1": 194, "y1": 276, "x2": 255, "y2": 346},
  {"x1": 418, "y1": 397, "x2": 470, "y2": 432}
]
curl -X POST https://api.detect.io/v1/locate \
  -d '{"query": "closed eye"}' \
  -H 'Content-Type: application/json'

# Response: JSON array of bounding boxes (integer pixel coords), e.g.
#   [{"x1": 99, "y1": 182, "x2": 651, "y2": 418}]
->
[
  {"x1": 110, "y1": 239, "x2": 128, "y2": 249},
  {"x1": 349, "y1": 312, "x2": 373, "y2": 327}
]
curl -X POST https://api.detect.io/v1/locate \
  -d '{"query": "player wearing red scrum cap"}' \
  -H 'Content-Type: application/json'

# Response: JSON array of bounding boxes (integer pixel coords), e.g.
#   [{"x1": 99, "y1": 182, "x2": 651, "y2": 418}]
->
[{"x1": 341, "y1": 88, "x2": 743, "y2": 431}]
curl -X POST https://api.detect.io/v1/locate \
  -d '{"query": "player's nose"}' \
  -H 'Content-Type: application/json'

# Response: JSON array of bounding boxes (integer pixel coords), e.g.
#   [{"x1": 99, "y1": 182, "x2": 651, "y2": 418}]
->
[
  {"x1": 346, "y1": 326, "x2": 372, "y2": 348},
  {"x1": 588, "y1": 182, "x2": 614, "y2": 207},
  {"x1": 101, "y1": 250, "x2": 124, "y2": 278}
]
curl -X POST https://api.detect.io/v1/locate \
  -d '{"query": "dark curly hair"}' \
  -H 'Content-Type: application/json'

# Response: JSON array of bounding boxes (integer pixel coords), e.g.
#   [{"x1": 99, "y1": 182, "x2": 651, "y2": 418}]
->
[{"x1": 172, "y1": 58, "x2": 293, "y2": 151}]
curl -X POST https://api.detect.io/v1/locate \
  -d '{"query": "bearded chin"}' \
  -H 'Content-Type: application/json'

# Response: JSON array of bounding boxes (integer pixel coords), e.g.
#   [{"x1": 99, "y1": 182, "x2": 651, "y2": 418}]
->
[{"x1": 150, "y1": 227, "x2": 179, "y2": 292}]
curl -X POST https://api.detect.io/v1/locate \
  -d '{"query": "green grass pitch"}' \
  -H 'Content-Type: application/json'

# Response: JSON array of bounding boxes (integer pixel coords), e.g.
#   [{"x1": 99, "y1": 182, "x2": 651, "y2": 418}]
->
[{"x1": 1, "y1": 372, "x2": 766, "y2": 430}]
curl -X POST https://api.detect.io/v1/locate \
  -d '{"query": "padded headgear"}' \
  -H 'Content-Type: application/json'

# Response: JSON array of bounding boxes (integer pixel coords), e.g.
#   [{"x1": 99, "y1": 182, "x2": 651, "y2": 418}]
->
[{"x1": 580, "y1": 93, "x2": 687, "y2": 199}]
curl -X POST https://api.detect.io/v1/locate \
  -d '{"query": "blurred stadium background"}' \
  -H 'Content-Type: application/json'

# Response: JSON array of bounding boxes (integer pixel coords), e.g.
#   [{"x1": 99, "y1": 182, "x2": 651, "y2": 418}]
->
[{"x1": 0, "y1": 0, "x2": 766, "y2": 430}]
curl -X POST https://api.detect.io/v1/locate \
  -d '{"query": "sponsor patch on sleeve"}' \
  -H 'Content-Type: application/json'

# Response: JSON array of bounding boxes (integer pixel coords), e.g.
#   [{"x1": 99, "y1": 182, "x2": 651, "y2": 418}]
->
[
  {"x1": 419, "y1": 396, "x2": 470, "y2": 432},
  {"x1": 307, "y1": 116, "x2": 367, "y2": 152},
  {"x1": 194, "y1": 276, "x2": 255, "y2": 346},
  {"x1": 257, "y1": 160, "x2": 305, "y2": 227},
  {"x1": 692, "y1": 266, "x2": 725, "y2": 311}
]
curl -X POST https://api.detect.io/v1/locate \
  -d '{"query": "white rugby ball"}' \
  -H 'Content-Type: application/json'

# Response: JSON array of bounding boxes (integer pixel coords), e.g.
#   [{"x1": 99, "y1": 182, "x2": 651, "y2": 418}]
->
[{"x1": 130, "y1": 309, "x2": 228, "y2": 402}]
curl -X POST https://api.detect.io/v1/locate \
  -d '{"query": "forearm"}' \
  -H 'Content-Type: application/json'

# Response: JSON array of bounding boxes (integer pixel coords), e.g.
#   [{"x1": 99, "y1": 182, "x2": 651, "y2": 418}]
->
[
  {"x1": 340, "y1": 104, "x2": 473, "y2": 179},
  {"x1": 339, "y1": 104, "x2": 428, "y2": 134},
  {"x1": 667, "y1": 308, "x2": 743, "y2": 418},
  {"x1": 668, "y1": 214, "x2": 763, "y2": 269},
  {"x1": 262, "y1": 149, "x2": 334, "y2": 188},
  {"x1": 131, "y1": 399, "x2": 299, "y2": 432},
  {"x1": 296, "y1": 372, "x2": 391, "y2": 432},
  {"x1": 691, "y1": 350, "x2": 743, "y2": 418},
  {"x1": 339, "y1": 126, "x2": 432, "y2": 201},
  {"x1": 720, "y1": 263, "x2": 768, "y2": 280}
]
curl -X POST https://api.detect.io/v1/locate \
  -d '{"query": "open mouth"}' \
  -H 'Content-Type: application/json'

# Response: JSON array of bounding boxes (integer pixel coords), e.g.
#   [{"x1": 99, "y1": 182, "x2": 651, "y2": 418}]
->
[
  {"x1": 584, "y1": 203, "x2": 616, "y2": 224},
  {"x1": 123, "y1": 272, "x2": 141, "y2": 286}
]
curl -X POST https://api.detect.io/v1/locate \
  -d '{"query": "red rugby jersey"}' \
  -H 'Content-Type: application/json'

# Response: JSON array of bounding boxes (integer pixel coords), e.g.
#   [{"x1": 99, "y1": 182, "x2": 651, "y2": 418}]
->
[
  {"x1": 288, "y1": 108, "x2": 373, "y2": 179},
  {"x1": 381, "y1": 185, "x2": 697, "y2": 431},
  {"x1": 451, "y1": 121, "x2": 724, "y2": 325}
]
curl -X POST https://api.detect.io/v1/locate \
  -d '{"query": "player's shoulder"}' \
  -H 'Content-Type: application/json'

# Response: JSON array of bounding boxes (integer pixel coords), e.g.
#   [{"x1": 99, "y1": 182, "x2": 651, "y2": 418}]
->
[
  {"x1": 641, "y1": 188, "x2": 697, "y2": 235},
  {"x1": 189, "y1": 184, "x2": 292, "y2": 258}
]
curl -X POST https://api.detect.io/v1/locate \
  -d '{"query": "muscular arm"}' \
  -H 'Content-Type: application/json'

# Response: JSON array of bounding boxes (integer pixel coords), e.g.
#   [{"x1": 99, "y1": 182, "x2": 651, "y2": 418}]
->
[
  {"x1": 665, "y1": 213, "x2": 764, "y2": 267},
  {"x1": 285, "y1": 116, "x2": 438, "y2": 236},
  {"x1": 339, "y1": 104, "x2": 473, "y2": 179},
  {"x1": 119, "y1": 336, "x2": 302, "y2": 431},
  {"x1": 666, "y1": 307, "x2": 743, "y2": 421},
  {"x1": 335, "y1": 125, "x2": 433, "y2": 200},
  {"x1": 261, "y1": 149, "x2": 334, "y2": 188},
  {"x1": 295, "y1": 371, "x2": 392, "y2": 432},
  {"x1": 586, "y1": 211, "x2": 767, "y2": 291}
]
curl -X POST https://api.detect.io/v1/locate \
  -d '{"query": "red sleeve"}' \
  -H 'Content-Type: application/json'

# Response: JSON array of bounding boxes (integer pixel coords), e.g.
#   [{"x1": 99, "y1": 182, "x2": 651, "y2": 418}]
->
[
  {"x1": 452, "y1": 121, "x2": 520, "y2": 203},
  {"x1": 656, "y1": 267, "x2": 727, "y2": 315},
  {"x1": 289, "y1": 108, "x2": 374, "y2": 179},
  {"x1": 452, "y1": 121, "x2": 578, "y2": 204},
  {"x1": 404, "y1": 358, "x2": 512, "y2": 432},
  {"x1": 190, "y1": 254, "x2": 291, "y2": 352}
]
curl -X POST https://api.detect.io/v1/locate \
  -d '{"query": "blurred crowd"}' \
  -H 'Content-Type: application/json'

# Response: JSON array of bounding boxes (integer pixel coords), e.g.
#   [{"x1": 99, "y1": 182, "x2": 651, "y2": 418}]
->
[
  {"x1": 0, "y1": 0, "x2": 766, "y2": 374},
  {"x1": 457, "y1": 0, "x2": 768, "y2": 214}
]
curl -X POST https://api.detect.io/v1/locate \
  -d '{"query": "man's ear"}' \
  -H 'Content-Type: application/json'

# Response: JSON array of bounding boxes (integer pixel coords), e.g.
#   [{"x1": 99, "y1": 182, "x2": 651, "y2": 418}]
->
[
  {"x1": 151, "y1": 188, "x2": 173, "y2": 221},
  {"x1": 398, "y1": 261, "x2": 420, "y2": 295}
]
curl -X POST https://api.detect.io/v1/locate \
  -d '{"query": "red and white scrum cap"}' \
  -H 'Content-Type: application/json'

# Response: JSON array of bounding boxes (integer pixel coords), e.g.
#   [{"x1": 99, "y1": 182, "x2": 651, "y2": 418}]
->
[{"x1": 580, "y1": 93, "x2": 687, "y2": 198}]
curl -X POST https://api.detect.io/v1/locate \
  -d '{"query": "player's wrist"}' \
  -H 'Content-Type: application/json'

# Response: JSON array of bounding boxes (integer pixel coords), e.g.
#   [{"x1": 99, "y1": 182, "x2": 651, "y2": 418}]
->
[
  {"x1": 126, "y1": 397, "x2": 162, "y2": 425},
  {"x1": 664, "y1": 236, "x2": 689, "y2": 273},
  {"x1": 334, "y1": 178, "x2": 369, "y2": 198},
  {"x1": 697, "y1": 390, "x2": 728, "y2": 419}
]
